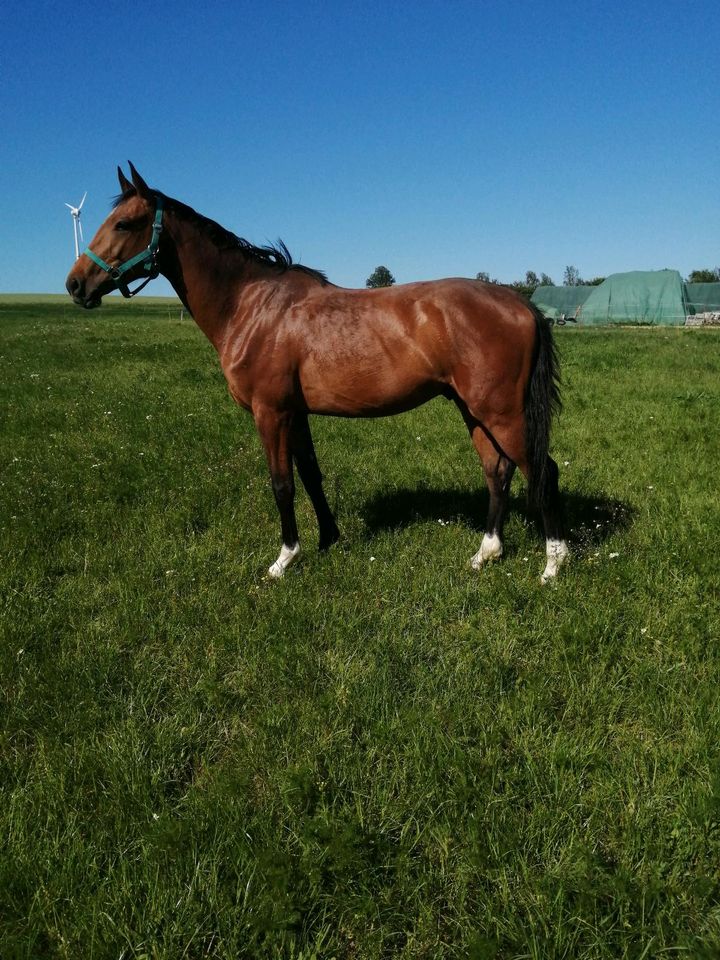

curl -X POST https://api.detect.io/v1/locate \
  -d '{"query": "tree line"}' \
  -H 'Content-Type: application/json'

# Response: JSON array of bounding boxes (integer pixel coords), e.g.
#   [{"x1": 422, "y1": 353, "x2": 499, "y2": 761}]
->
[
  {"x1": 475, "y1": 267, "x2": 607, "y2": 299},
  {"x1": 366, "y1": 265, "x2": 720, "y2": 296}
]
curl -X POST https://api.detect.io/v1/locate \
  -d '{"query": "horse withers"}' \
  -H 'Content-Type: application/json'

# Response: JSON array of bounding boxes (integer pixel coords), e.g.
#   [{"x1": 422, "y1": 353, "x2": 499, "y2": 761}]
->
[{"x1": 66, "y1": 164, "x2": 568, "y2": 582}]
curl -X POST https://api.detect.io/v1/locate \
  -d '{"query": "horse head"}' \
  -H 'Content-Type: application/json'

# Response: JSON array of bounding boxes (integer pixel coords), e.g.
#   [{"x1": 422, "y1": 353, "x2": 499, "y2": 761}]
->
[{"x1": 66, "y1": 163, "x2": 163, "y2": 308}]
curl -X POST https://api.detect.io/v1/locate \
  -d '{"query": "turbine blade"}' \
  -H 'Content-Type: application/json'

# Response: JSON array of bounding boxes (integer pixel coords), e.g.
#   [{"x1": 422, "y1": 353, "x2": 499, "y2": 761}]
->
[
  {"x1": 78, "y1": 192, "x2": 87, "y2": 209},
  {"x1": 65, "y1": 203, "x2": 74, "y2": 210},
  {"x1": 79, "y1": 220, "x2": 84, "y2": 241}
]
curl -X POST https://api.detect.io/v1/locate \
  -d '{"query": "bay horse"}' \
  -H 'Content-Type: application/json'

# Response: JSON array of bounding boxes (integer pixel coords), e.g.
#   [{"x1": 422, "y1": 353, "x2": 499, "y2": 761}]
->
[{"x1": 66, "y1": 164, "x2": 568, "y2": 582}]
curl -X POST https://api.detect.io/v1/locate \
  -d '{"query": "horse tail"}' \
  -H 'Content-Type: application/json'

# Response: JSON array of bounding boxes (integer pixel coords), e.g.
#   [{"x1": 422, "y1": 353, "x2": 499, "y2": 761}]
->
[{"x1": 524, "y1": 305, "x2": 561, "y2": 509}]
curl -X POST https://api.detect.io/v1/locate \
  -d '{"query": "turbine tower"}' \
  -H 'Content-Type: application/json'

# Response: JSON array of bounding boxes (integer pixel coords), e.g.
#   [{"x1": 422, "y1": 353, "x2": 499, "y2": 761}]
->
[{"x1": 65, "y1": 192, "x2": 87, "y2": 260}]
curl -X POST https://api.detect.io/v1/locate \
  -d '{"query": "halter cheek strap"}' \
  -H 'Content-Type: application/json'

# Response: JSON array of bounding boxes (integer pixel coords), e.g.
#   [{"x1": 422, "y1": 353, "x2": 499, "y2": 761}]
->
[{"x1": 84, "y1": 196, "x2": 164, "y2": 298}]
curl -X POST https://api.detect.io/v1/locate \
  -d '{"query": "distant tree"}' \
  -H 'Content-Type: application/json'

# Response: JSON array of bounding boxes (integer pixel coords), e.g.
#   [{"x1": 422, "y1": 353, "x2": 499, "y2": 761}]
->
[
  {"x1": 563, "y1": 265, "x2": 583, "y2": 286},
  {"x1": 509, "y1": 271, "x2": 544, "y2": 300},
  {"x1": 366, "y1": 265, "x2": 396, "y2": 288},
  {"x1": 587, "y1": 276, "x2": 606, "y2": 286},
  {"x1": 687, "y1": 268, "x2": 720, "y2": 283},
  {"x1": 476, "y1": 269, "x2": 552, "y2": 294}
]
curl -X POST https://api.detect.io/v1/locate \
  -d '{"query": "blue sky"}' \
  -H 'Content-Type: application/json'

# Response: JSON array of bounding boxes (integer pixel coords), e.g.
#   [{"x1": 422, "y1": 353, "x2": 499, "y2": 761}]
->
[{"x1": 1, "y1": 0, "x2": 718, "y2": 294}]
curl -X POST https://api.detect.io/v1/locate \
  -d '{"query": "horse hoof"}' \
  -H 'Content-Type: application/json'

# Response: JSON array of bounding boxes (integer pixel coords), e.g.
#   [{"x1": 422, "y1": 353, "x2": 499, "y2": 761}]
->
[
  {"x1": 540, "y1": 539, "x2": 569, "y2": 583},
  {"x1": 470, "y1": 534, "x2": 503, "y2": 570},
  {"x1": 267, "y1": 542, "x2": 301, "y2": 579},
  {"x1": 319, "y1": 528, "x2": 340, "y2": 552}
]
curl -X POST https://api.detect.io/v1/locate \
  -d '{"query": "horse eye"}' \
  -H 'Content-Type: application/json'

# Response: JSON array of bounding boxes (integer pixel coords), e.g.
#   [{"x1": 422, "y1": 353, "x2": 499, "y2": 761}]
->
[{"x1": 115, "y1": 220, "x2": 130, "y2": 231}]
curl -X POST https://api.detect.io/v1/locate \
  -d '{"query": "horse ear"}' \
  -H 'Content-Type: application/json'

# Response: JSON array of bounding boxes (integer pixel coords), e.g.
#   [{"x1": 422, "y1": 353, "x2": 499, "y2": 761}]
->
[
  {"x1": 128, "y1": 161, "x2": 152, "y2": 199},
  {"x1": 117, "y1": 165, "x2": 133, "y2": 194}
]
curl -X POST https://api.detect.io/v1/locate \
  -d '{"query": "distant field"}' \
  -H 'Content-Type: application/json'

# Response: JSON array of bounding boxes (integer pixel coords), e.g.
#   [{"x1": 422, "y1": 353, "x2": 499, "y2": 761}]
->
[
  {"x1": 2, "y1": 298, "x2": 720, "y2": 958},
  {"x1": 0, "y1": 292, "x2": 183, "y2": 307}
]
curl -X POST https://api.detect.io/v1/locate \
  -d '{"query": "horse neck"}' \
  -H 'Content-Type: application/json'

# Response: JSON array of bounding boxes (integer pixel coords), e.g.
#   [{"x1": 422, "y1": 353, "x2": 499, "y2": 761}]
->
[{"x1": 159, "y1": 210, "x2": 250, "y2": 351}]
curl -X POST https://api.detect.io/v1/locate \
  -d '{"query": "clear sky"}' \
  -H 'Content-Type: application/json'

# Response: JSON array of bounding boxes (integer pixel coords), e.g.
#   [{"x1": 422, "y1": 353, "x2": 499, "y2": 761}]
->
[{"x1": 1, "y1": 0, "x2": 718, "y2": 295}]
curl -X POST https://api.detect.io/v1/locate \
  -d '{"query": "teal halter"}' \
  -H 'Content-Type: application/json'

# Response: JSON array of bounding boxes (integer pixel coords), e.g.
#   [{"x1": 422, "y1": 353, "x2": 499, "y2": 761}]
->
[{"x1": 84, "y1": 195, "x2": 164, "y2": 298}]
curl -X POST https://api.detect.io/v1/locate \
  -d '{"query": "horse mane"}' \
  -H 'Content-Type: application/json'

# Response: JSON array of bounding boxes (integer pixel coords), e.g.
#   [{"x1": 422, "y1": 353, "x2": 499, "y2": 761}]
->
[{"x1": 112, "y1": 188, "x2": 328, "y2": 284}]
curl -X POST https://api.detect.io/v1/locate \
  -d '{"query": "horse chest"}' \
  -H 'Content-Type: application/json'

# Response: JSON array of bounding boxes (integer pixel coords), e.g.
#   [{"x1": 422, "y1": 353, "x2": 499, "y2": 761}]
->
[{"x1": 221, "y1": 347, "x2": 295, "y2": 411}]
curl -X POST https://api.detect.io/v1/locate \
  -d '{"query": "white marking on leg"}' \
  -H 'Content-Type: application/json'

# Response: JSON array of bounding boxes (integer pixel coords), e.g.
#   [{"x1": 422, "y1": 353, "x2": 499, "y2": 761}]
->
[
  {"x1": 471, "y1": 532, "x2": 503, "y2": 570},
  {"x1": 541, "y1": 538, "x2": 569, "y2": 583},
  {"x1": 267, "y1": 542, "x2": 301, "y2": 579}
]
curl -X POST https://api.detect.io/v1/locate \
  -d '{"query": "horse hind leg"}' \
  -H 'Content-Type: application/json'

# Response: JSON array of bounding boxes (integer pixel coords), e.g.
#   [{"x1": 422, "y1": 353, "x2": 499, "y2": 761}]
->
[
  {"x1": 459, "y1": 396, "x2": 568, "y2": 581},
  {"x1": 472, "y1": 447, "x2": 516, "y2": 570},
  {"x1": 461, "y1": 412, "x2": 517, "y2": 569},
  {"x1": 538, "y1": 456, "x2": 569, "y2": 583},
  {"x1": 482, "y1": 419, "x2": 568, "y2": 582}
]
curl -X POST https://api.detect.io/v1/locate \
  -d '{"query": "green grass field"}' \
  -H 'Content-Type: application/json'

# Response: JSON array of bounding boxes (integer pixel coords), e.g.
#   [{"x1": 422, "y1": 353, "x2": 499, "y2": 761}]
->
[{"x1": 2, "y1": 298, "x2": 719, "y2": 959}]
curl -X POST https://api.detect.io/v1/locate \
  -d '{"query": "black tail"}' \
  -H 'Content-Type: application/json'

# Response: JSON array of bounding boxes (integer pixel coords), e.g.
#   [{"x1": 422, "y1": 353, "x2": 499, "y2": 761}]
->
[{"x1": 525, "y1": 306, "x2": 561, "y2": 509}]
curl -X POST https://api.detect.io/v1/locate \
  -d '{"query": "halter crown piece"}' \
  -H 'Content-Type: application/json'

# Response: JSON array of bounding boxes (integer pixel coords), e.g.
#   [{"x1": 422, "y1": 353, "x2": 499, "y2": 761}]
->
[{"x1": 84, "y1": 195, "x2": 164, "y2": 298}]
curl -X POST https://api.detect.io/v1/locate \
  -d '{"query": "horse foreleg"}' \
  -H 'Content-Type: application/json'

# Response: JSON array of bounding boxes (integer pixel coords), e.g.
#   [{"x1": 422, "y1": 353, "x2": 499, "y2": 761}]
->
[
  {"x1": 254, "y1": 407, "x2": 301, "y2": 578},
  {"x1": 290, "y1": 414, "x2": 340, "y2": 551}
]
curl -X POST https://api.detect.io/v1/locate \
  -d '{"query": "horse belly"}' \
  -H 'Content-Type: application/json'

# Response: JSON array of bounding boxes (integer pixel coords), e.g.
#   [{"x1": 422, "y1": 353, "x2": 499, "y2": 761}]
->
[{"x1": 300, "y1": 352, "x2": 442, "y2": 417}]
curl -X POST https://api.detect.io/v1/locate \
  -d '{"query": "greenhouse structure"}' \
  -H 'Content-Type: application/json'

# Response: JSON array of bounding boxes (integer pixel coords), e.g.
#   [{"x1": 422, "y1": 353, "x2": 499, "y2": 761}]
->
[{"x1": 531, "y1": 271, "x2": 720, "y2": 326}]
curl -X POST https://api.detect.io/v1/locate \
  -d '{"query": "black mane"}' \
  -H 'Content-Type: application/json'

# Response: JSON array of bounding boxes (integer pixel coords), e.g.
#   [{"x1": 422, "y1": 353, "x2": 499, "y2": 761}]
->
[{"x1": 113, "y1": 188, "x2": 328, "y2": 284}]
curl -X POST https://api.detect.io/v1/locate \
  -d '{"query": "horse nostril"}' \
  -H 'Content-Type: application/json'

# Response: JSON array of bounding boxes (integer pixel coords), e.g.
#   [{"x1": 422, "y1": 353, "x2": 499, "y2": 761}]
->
[{"x1": 66, "y1": 276, "x2": 82, "y2": 297}]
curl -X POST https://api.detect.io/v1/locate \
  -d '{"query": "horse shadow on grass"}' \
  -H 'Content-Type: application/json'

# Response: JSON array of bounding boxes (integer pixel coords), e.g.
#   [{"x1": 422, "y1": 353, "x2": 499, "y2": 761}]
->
[{"x1": 360, "y1": 486, "x2": 635, "y2": 556}]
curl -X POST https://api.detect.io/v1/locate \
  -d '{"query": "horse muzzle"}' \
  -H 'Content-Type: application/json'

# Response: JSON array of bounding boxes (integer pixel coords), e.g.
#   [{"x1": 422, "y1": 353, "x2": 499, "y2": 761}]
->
[{"x1": 65, "y1": 273, "x2": 103, "y2": 309}]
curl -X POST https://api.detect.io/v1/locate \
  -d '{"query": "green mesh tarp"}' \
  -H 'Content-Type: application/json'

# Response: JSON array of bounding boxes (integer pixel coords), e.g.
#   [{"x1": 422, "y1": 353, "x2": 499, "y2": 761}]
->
[
  {"x1": 685, "y1": 283, "x2": 720, "y2": 314},
  {"x1": 530, "y1": 285, "x2": 594, "y2": 321},
  {"x1": 580, "y1": 270, "x2": 688, "y2": 326}
]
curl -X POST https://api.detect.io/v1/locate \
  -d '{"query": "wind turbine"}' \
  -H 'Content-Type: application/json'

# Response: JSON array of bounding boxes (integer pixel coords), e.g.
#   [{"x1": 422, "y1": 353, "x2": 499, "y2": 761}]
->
[{"x1": 65, "y1": 192, "x2": 87, "y2": 260}]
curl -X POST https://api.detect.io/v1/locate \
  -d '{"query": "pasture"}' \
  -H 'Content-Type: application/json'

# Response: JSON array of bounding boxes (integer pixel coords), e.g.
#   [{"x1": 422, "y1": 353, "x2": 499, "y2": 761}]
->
[{"x1": 1, "y1": 296, "x2": 719, "y2": 958}]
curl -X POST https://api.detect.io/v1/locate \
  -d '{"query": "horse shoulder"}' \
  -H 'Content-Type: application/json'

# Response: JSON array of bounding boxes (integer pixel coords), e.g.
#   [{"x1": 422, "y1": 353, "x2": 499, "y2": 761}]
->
[{"x1": 218, "y1": 285, "x2": 301, "y2": 410}]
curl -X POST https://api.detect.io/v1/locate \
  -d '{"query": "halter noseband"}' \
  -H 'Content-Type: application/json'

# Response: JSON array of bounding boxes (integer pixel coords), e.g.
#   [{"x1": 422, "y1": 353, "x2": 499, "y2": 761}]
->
[{"x1": 83, "y1": 195, "x2": 164, "y2": 298}]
